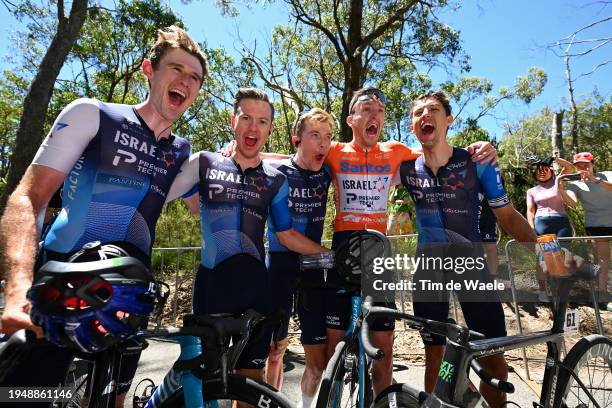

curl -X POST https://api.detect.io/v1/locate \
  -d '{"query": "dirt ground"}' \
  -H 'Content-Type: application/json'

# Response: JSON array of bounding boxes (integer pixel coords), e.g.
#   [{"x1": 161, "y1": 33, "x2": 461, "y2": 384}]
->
[{"x1": 160, "y1": 266, "x2": 612, "y2": 383}]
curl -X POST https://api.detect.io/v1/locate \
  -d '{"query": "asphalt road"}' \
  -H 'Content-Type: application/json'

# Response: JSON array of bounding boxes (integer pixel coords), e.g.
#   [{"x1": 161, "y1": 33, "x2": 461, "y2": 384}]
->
[{"x1": 127, "y1": 339, "x2": 541, "y2": 407}]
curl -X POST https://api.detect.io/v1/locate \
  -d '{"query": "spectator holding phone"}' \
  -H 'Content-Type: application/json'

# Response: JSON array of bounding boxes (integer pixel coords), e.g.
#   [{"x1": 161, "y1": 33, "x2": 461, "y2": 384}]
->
[
  {"x1": 525, "y1": 156, "x2": 574, "y2": 300},
  {"x1": 558, "y1": 152, "x2": 612, "y2": 310}
]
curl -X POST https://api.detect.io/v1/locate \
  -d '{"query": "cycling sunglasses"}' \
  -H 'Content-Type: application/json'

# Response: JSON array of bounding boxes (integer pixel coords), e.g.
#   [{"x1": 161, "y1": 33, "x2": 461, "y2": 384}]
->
[{"x1": 349, "y1": 88, "x2": 387, "y2": 112}]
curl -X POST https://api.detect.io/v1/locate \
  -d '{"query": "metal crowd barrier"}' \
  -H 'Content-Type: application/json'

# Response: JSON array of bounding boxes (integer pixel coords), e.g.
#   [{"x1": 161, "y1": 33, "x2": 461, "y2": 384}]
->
[
  {"x1": 505, "y1": 235, "x2": 611, "y2": 380},
  {"x1": 151, "y1": 234, "x2": 610, "y2": 381},
  {"x1": 151, "y1": 234, "x2": 424, "y2": 325}
]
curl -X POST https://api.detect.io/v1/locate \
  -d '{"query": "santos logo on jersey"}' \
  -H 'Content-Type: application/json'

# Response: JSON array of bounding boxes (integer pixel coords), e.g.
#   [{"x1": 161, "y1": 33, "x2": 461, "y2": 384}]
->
[{"x1": 340, "y1": 162, "x2": 391, "y2": 173}]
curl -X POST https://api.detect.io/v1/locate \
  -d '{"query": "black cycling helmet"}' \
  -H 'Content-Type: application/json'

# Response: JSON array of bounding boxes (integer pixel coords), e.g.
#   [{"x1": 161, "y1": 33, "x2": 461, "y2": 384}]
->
[
  {"x1": 335, "y1": 230, "x2": 391, "y2": 286},
  {"x1": 28, "y1": 242, "x2": 160, "y2": 353},
  {"x1": 524, "y1": 154, "x2": 554, "y2": 168}
]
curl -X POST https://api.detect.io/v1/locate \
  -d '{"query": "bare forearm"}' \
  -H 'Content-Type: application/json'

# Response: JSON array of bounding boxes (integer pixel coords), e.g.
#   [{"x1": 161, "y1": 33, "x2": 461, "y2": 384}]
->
[
  {"x1": 527, "y1": 211, "x2": 535, "y2": 230},
  {"x1": 597, "y1": 178, "x2": 612, "y2": 192},
  {"x1": 277, "y1": 229, "x2": 328, "y2": 255},
  {"x1": 496, "y1": 207, "x2": 537, "y2": 246},
  {"x1": 0, "y1": 193, "x2": 39, "y2": 302},
  {"x1": 557, "y1": 182, "x2": 577, "y2": 208}
]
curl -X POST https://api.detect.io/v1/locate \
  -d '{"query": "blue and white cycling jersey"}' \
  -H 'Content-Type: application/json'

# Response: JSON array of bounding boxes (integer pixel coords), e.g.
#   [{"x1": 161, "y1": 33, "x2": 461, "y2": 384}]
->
[
  {"x1": 33, "y1": 98, "x2": 191, "y2": 256},
  {"x1": 166, "y1": 152, "x2": 292, "y2": 268},
  {"x1": 266, "y1": 158, "x2": 331, "y2": 252},
  {"x1": 399, "y1": 148, "x2": 510, "y2": 245}
]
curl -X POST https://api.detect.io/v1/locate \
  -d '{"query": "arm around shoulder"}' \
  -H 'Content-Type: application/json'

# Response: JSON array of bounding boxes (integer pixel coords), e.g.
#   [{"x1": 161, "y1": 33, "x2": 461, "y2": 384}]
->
[
  {"x1": 595, "y1": 171, "x2": 612, "y2": 192},
  {"x1": 166, "y1": 153, "x2": 200, "y2": 203},
  {"x1": 554, "y1": 157, "x2": 574, "y2": 175}
]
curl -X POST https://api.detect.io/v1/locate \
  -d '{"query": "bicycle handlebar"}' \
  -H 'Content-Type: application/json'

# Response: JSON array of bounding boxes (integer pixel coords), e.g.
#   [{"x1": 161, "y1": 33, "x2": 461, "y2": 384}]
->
[
  {"x1": 470, "y1": 359, "x2": 515, "y2": 393},
  {"x1": 142, "y1": 309, "x2": 264, "y2": 340},
  {"x1": 360, "y1": 299, "x2": 485, "y2": 361},
  {"x1": 360, "y1": 300, "x2": 516, "y2": 394}
]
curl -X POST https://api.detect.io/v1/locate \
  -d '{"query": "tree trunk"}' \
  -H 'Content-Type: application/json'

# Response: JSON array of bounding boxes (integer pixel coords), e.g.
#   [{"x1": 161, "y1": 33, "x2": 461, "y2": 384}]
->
[
  {"x1": 551, "y1": 110, "x2": 564, "y2": 159},
  {"x1": 564, "y1": 55, "x2": 579, "y2": 154},
  {"x1": 0, "y1": 0, "x2": 88, "y2": 211},
  {"x1": 340, "y1": 0, "x2": 364, "y2": 142}
]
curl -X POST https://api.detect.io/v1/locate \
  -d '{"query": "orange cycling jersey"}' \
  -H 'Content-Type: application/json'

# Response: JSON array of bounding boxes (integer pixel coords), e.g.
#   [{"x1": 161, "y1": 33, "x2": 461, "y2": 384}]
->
[{"x1": 325, "y1": 141, "x2": 420, "y2": 233}]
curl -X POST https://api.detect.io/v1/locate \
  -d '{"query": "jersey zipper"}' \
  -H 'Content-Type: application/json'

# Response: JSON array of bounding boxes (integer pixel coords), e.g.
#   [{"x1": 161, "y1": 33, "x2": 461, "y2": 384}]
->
[{"x1": 364, "y1": 148, "x2": 370, "y2": 227}]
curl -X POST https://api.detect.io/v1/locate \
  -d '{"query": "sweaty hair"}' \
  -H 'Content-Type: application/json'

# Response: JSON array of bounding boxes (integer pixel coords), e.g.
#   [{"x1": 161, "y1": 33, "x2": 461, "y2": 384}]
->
[
  {"x1": 147, "y1": 25, "x2": 209, "y2": 81},
  {"x1": 348, "y1": 87, "x2": 386, "y2": 114},
  {"x1": 293, "y1": 108, "x2": 334, "y2": 136},
  {"x1": 233, "y1": 87, "x2": 275, "y2": 121},
  {"x1": 412, "y1": 91, "x2": 452, "y2": 116}
]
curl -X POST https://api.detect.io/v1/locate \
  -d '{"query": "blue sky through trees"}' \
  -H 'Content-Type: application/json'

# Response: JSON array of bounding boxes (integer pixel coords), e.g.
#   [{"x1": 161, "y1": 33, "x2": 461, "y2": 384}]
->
[{"x1": 0, "y1": 0, "x2": 609, "y2": 142}]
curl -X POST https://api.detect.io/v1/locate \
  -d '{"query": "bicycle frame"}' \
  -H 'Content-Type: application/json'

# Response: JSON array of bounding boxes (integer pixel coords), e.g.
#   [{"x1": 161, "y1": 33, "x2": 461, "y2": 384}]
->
[
  {"x1": 362, "y1": 273, "x2": 604, "y2": 408},
  {"x1": 328, "y1": 293, "x2": 369, "y2": 408},
  {"x1": 143, "y1": 335, "x2": 218, "y2": 408}
]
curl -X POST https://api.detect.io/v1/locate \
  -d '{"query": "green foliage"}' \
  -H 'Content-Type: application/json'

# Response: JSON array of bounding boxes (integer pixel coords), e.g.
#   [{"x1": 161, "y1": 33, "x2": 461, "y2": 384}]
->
[
  {"x1": 0, "y1": 72, "x2": 28, "y2": 180},
  {"x1": 447, "y1": 126, "x2": 493, "y2": 148},
  {"x1": 574, "y1": 95, "x2": 612, "y2": 170},
  {"x1": 497, "y1": 107, "x2": 554, "y2": 169},
  {"x1": 241, "y1": 0, "x2": 470, "y2": 142},
  {"x1": 68, "y1": 0, "x2": 180, "y2": 103},
  {"x1": 442, "y1": 67, "x2": 547, "y2": 132},
  {"x1": 153, "y1": 199, "x2": 201, "y2": 257}
]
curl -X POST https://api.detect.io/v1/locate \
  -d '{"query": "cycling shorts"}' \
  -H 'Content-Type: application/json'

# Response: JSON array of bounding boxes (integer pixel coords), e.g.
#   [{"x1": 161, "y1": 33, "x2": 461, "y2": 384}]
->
[
  {"x1": 267, "y1": 252, "x2": 300, "y2": 340},
  {"x1": 326, "y1": 231, "x2": 395, "y2": 332},
  {"x1": 412, "y1": 264, "x2": 506, "y2": 345},
  {"x1": 193, "y1": 254, "x2": 273, "y2": 369}
]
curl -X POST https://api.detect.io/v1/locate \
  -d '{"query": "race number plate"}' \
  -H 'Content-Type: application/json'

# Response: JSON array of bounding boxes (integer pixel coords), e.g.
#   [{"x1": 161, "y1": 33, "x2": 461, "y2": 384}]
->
[{"x1": 563, "y1": 309, "x2": 580, "y2": 333}]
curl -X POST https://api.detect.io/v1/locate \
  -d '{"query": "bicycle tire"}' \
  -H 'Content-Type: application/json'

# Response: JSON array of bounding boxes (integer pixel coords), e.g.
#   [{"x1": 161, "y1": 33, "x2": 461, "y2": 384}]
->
[
  {"x1": 156, "y1": 374, "x2": 293, "y2": 408},
  {"x1": 57, "y1": 359, "x2": 91, "y2": 407},
  {"x1": 316, "y1": 340, "x2": 372, "y2": 408},
  {"x1": 372, "y1": 383, "x2": 423, "y2": 408},
  {"x1": 554, "y1": 334, "x2": 612, "y2": 408}
]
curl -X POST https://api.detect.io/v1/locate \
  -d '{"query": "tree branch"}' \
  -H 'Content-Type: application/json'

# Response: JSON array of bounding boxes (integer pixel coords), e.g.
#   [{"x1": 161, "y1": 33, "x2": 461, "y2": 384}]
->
[
  {"x1": 359, "y1": 0, "x2": 423, "y2": 55},
  {"x1": 286, "y1": 0, "x2": 346, "y2": 64},
  {"x1": 573, "y1": 56, "x2": 612, "y2": 80},
  {"x1": 243, "y1": 55, "x2": 305, "y2": 111}
]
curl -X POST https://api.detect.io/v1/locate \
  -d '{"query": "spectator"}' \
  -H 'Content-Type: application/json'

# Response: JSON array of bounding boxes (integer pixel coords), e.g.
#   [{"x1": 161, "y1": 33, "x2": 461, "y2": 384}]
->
[
  {"x1": 558, "y1": 152, "x2": 612, "y2": 310},
  {"x1": 526, "y1": 156, "x2": 573, "y2": 300},
  {"x1": 387, "y1": 186, "x2": 413, "y2": 236}
]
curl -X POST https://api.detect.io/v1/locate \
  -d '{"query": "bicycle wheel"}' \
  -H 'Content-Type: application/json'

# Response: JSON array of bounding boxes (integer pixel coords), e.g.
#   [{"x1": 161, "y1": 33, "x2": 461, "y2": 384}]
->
[
  {"x1": 554, "y1": 334, "x2": 612, "y2": 408},
  {"x1": 372, "y1": 383, "x2": 423, "y2": 408},
  {"x1": 316, "y1": 340, "x2": 372, "y2": 408},
  {"x1": 57, "y1": 359, "x2": 90, "y2": 407},
  {"x1": 156, "y1": 374, "x2": 292, "y2": 408}
]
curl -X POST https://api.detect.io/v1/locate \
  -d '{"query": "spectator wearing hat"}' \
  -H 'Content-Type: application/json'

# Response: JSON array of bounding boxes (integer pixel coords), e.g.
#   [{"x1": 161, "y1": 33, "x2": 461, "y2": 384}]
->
[
  {"x1": 558, "y1": 152, "x2": 612, "y2": 308},
  {"x1": 526, "y1": 157, "x2": 574, "y2": 300}
]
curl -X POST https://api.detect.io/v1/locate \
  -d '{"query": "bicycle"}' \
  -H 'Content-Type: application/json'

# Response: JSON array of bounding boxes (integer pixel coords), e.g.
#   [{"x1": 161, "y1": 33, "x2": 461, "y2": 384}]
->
[
  {"x1": 3, "y1": 243, "x2": 294, "y2": 408},
  {"x1": 134, "y1": 309, "x2": 293, "y2": 408},
  {"x1": 299, "y1": 229, "x2": 392, "y2": 408},
  {"x1": 360, "y1": 258, "x2": 611, "y2": 407},
  {"x1": 54, "y1": 296, "x2": 292, "y2": 408}
]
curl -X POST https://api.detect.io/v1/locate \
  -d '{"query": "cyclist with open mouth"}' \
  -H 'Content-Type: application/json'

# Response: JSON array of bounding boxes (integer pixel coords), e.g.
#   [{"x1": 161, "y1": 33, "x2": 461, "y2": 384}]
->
[{"x1": 0, "y1": 26, "x2": 208, "y2": 407}]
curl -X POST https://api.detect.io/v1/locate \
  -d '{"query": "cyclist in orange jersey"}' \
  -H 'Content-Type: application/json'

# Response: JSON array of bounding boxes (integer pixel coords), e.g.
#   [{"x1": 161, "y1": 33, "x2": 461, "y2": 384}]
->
[{"x1": 324, "y1": 87, "x2": 498, "y2": 397}]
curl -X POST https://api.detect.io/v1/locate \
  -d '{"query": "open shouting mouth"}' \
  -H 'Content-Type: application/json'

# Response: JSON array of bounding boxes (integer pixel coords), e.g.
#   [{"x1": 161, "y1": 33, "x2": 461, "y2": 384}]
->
[{"x1": 168, "y1": 88, "x2": 186, "y2": 107}]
